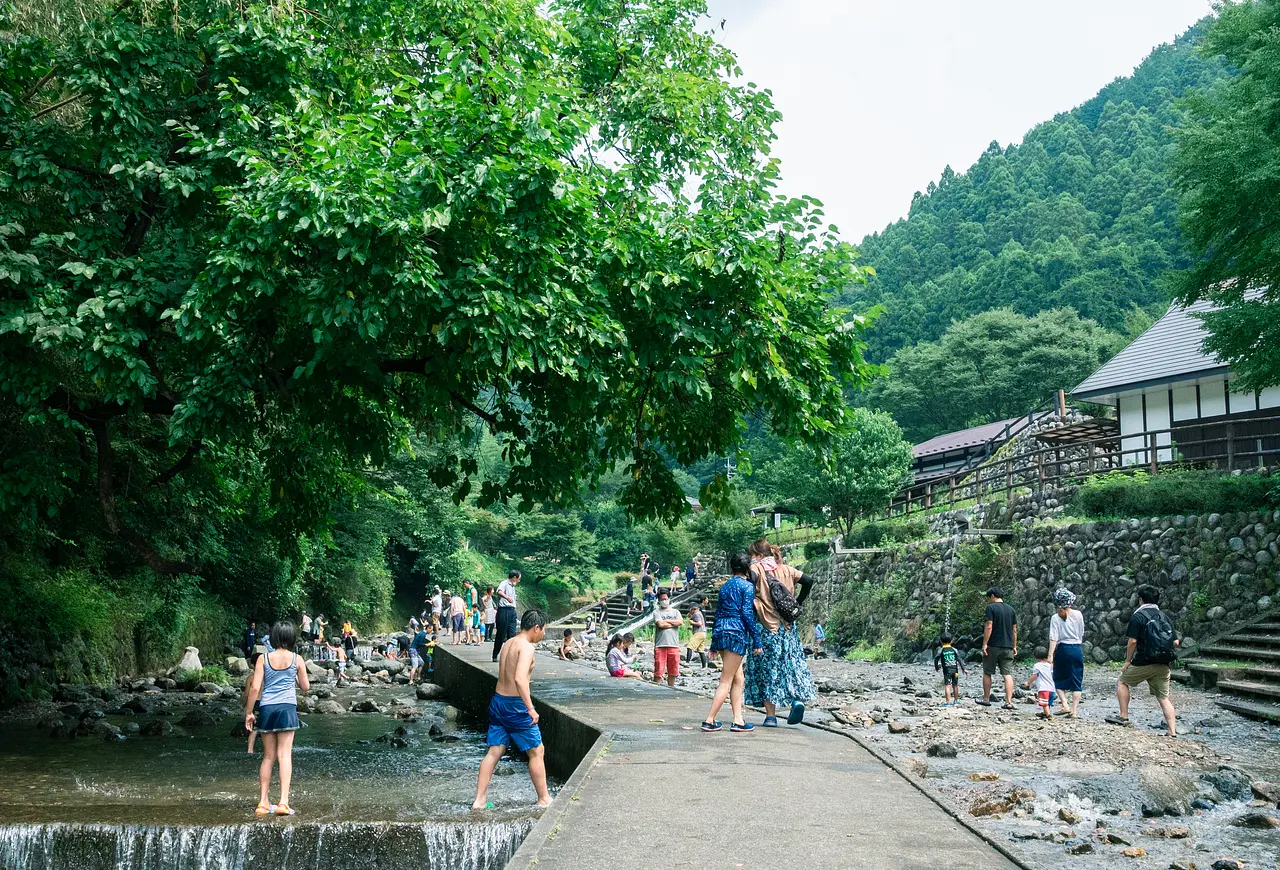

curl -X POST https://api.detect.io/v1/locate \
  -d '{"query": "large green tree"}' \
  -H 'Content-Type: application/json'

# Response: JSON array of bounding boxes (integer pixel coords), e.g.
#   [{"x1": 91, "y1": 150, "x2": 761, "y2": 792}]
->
[
  {"x1": 0, "y1": 0, "x2": 874, "y2": 587},
  {"x1": 863, "y1": 308, "x2": 1125, "y2": 443},
  {"x1": 759, "y1": 408, "x2": 912, "y2": 535},
  {"x1": 1173, "y1": 0, "x2": 1280, "y2": 391}
]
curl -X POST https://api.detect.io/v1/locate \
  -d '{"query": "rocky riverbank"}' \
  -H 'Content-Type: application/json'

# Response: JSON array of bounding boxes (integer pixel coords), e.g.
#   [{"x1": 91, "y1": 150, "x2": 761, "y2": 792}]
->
[{"x1": 547, "y1": 637, "x2": 1280, "y2": 870}]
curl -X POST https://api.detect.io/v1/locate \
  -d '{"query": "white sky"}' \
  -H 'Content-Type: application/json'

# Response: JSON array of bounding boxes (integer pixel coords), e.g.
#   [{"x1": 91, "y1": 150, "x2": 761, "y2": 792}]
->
[{"x1": 701, "y1": 0, "x2": 1216, "y2": 242}]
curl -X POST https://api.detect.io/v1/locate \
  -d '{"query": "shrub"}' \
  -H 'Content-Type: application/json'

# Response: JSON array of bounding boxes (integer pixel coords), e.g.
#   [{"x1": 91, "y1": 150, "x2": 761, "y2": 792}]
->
[
  {"x1": 613, "y1": 571, "x2": 634, "y2": 587},
  {"x1": 843, "y1": 518, "x2": 929, "y2": 549},
  {"x1": 843, "y1": 640, "x2": 894, "y2": 663},
  {"x1": 804, "y1": 540, "x2": 832, "y2": 560},
  {"x1": 1072, "y1": 469, "x2": 1277, "y2": 519},
  {"x1": 176, "y1": 665, "x2": 231, "y2": 688}
]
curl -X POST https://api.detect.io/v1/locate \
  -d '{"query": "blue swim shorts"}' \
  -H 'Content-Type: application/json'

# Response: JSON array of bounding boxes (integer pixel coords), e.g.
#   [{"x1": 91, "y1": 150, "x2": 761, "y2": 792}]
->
[{"x1": 487, "y1": 693, "x2": 542, "y2": 752}]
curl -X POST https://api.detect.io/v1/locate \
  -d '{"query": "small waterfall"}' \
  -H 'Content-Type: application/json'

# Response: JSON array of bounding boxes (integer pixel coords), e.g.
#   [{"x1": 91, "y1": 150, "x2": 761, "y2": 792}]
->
[{"x1": 0, "y1": 821, "x2": 534, "y2": 870}]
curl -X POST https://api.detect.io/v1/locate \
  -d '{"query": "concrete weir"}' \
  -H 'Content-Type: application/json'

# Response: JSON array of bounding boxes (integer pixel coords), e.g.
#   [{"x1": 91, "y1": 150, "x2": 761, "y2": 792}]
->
[{"x1": 438, "y1": 645, "x2": 1026, "y2": 870}]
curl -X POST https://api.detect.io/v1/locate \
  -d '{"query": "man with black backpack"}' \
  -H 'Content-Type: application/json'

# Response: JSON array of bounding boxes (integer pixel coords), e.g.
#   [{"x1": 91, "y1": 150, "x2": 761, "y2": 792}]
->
[{"x1": 1113, "y1": 585, "x2": 1180, "y2": 736}]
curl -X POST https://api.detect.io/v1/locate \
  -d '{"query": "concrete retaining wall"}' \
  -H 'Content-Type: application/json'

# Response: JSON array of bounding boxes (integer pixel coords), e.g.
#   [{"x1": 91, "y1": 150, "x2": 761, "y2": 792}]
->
[{"x1": 432, "y1": 648, "x2": 602, "y2": 782}]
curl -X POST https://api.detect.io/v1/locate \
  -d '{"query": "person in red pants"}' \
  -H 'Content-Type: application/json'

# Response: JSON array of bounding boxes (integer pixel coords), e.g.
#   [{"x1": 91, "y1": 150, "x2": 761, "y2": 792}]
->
[{"x1": 651, "y1": 590, "x2": 683, "y2": 688}]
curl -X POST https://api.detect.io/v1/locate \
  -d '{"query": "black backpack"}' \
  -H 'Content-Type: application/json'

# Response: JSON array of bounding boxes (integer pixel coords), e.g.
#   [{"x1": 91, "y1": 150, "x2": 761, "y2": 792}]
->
[
  {"x1": 1140, "y1": 610, "x2": 1176, "y2": 664},
  {"x1": 763, "y1": 568, "x2": 801, "y2": 624}
]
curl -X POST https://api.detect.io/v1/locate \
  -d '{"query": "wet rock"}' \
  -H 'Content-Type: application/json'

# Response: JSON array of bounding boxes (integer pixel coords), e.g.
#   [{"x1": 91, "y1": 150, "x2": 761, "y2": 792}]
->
[
  {"x1": 35, "y1": 716, "x2": 64, "y2": 732},
  {"x1": 1250, "y1": 780, "x2": 1280, "y2": 803},
  {"x1": 887, "y1": 719, "x2": 911, "y2": 734},
  {"x1": 155, "y1": 677, "x2": 177, "y2": 691},
  {"x1": 1120, "y1": 847, "x2": 1146, "y2": 858},
  {"x1": 1168, "y1": 862, "x2": 1195, "y2": 870},
  {"x1": 1201, "y1": 766, "x2": 1252, "y2": 802},
  {"x1": 1191, "y1": 798, "x2": 1216, "y2": 811},
  {"x1": 195, "y1": 682, "x2": 223, "y2": 695},
  {"x1": 1230, "y1": 811, "x2": 1280, "y2": 828},
  {"x1": 1059, "y1": 808, "x2": 1083, "y2": 825},
  {"x1": 140, "y1": 719, "x2": 173, "y2": 737},
  {"x1": 314, "y1": 700, "x2": 344, "y2": 715},
  {"x1": 174, "y1": 646, "x2": 202, "y2": 673},
  {"x1": 311, "y1": 685, "x2": 333, "y2": 700},
  {"x1": 349, "y1": 699, "x2": 384, "y2": 714},
  {"x1": 122, "y1": 698, "x2": 150, "y2": 715},
  {"x1": 230, "y1": 722, "x2": 250, "y2": 739},
  {"x1": 78, "y1": 720, "x2": 121, "y2": 740},
  {"x1": 1211, "y1": 860, "x2": 1245, "y2": 870},
  {"x1": 59, "y1": 704, "x2": 84, "y2": 720},
  {"x1": 415, "y1": 683, "x2": 446, "y2": 701},
  {"x1": 816, "y1": 678, "x2": 857, "y2": 694},
  {"x1": 969, "y1": 786, "x2": 1035, "y2": 817},
  {"x1": 428, "y1": 721, "x2": 445, "y2": 737},
  {"x1": 1139, "y1": 766, "x2": 1197, "y2": 816},
  {"x1": 179, "y1": 710, "x2": 218, "y2": 728},
  {"x1": 969, "y1": 772, "x2": 1000, "y2": 782},
  {"x1": 1104, "y1": 833, "x2": 1131, "y2": 845},
  {"x1": 224, "y1": 656, "x2": 251, "y2": 677},
  {"x1": 1065, "y1": 838, "x2": 1093, "y2": 855},
  {"x1": 1145, "y1": 824, "x2": 1190, "y2": 839}
]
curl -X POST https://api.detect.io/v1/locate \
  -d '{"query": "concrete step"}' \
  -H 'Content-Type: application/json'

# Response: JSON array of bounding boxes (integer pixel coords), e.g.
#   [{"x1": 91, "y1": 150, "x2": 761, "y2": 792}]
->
[
  {"x1": 1200, "y1": 645, "x2": 1280, "y2": 661},
  {"x1": 1218, "y1": 679, "x2": 1280, "y2": 701},
  {"x1": 1216, "y1": 697, "x2": 1280, "y2": 724},
  {"x1": 1245, "y1": 665, "x2": 1280, "y2": 683},
  {"x1": 1219, "y1": 632, "x2": 1280, "y2": 645}
]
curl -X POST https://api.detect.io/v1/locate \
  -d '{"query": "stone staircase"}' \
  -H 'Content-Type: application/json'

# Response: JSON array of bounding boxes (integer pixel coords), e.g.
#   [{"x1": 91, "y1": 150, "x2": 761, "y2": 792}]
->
[{"x1": 1183, "y1": 611, "x2": 1280, "y2": 723}]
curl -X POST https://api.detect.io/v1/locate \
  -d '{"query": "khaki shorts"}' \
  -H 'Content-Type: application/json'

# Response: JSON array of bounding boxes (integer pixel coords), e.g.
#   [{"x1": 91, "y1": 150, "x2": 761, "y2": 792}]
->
[
  {"x1": 688, "y1": 631, "x2": 709, "y2": 653},
  {"x1": 1120, "y1": 663, "x2": 1171, "y2": 699},
  {"x1": 982, "y1": 647, "x2": 1014, "y2": 676}
]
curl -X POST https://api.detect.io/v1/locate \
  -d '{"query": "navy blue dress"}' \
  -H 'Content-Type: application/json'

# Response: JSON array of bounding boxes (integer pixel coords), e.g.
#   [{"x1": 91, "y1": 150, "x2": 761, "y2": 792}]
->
[{"x1": 711, "y1": 574, "x2": 761, "y2": 656}]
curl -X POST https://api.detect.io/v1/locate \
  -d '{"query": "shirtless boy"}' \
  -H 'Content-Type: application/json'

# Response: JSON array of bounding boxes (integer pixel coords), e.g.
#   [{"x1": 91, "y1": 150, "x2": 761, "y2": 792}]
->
[{"x1": 472, "y1": 609, "x2": 553, "y2": 810}]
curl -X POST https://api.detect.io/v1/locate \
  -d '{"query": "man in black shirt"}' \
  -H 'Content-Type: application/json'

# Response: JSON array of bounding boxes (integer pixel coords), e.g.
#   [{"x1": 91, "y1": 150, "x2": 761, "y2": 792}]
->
[
  {"x1": 1113, "y1": 585, "x2": 1179, "y2": 736},
  {"x1": 977, "y1": 588, "x2": 1017, "y2": 709},
  {"x1": 243, "y1": 621, "x2": 257, "y2": 660}
]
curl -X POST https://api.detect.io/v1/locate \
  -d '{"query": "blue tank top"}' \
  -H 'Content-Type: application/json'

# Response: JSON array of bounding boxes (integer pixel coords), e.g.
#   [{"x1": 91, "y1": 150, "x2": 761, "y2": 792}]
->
[{"x1": 260, "y1": 651, "x2": 298, "y2": 707}]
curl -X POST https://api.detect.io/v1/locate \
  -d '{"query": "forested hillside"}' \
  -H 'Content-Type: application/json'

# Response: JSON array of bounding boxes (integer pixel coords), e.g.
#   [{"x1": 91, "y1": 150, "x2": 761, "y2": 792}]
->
[{"x1": 845, "y1": 22, "x2": 1227, "y2": 362}]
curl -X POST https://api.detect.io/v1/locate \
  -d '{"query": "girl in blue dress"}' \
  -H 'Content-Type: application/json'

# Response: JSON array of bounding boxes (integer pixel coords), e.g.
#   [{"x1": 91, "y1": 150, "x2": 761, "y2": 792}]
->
[{"x1": 701, "y1": 553, "x2": 762, "y2": 733}]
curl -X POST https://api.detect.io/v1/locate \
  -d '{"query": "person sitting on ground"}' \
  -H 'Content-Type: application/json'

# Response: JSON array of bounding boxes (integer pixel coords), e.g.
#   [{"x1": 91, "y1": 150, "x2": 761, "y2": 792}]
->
[
  {"x1": 1112, "y1": 584, "x2": 1180, "y2": 737},
  {"x1": 559, "y1": 628, "x2": 583, "y2": 660},
  {"x1": 977, "y1": 587, "x2": 1017, "y2": 710},
  {"x1": 244, "y1": 620, "x2": 310, "y2": 817},
  {"x1": 933, "y1": 632, "x2": 968, "y2": 706},
  {"x1": 472, "y1": 609, "x2": 553, "y2": 810},
  {"x1": 685, "y1": 605, "x2": 710, "y2": 669},
  {"x1": 606, "y1": 633, "x2": 642, "y2": 678},
  {"x1": 583, "y1": 614, "x2": 597, "y2": 640},
  {"x1": 1023, "y1": 647, "x2": 1055, "y2": 721}
]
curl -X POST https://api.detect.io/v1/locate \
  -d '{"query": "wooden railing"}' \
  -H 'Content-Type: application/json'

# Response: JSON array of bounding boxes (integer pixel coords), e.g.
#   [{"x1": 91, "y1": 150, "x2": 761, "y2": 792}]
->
[{"x1": 885, "y1": 414, "x2": 1280, "y2": 518}]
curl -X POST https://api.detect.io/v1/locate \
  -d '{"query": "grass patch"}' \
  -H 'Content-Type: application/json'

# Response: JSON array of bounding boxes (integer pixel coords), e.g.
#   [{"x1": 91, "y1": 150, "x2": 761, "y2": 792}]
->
[
  {"x1": 843, "y1": 640, "x2": 895, "y2": 663},
  {"x1": 176, "y1": 665, "x2": 230, "y2": 687},
  {"x1": 1072, "y1": 469, "x2": 1278, "y2": 519}
]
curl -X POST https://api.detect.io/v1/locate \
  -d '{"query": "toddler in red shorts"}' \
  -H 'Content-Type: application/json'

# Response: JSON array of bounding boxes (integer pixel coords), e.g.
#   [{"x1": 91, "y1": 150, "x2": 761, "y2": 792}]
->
[{"x1": 1022, "y1": 647, "x2": 1055, "y2": 721}]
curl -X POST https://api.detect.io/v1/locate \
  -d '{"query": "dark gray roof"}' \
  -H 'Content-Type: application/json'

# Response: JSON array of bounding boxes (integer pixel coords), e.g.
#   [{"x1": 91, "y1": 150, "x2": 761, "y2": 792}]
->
[
  {"x1": 1071, "y1": 297, "x2": 1242, "y2": 401},
  {"x1": 912, "y1": 417, "x2": 1024, "y2": 461}
]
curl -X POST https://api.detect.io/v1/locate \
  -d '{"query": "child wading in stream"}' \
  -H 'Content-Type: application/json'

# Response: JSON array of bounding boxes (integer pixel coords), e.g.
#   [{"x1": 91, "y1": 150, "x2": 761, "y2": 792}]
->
[
  {"x1": 244, "y1": 620, "x2": 310, "y2": 816},
  {"x1": 473, "y1": 609, "x2": 553, "y2": 810}
]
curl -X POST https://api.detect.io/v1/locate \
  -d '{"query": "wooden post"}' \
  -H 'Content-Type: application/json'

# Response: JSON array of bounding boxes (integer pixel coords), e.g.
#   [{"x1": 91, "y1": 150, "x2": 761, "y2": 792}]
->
[
  {"x1": 1036, "y1": 452, "x2": 1044, "y2": 492},
  {"x1": 949, "y1": 476, "x2": 955, "y2": 508},
  {"x1": 1149, "y1": 432, "x2": 1158, "y2": 473},
  {"x1": 1088, "y1": 442, "x2": 1095, "y2": 475},
  {"x1": 1006, "y1": 457, "x2": 1013, "y2": 502},
  {"x1": 924, "y1": 483, "x2": 932, "y2": 510},
  {"x1": 1225, "y1": 421, "x2": 1235, "y2": 470},
  {"x1": 1055, "y1": 447, "x2": 1062, "y2": 485},
  {"x1": 1057, "y1": 389, "x2": 1067, "y2": 417}
]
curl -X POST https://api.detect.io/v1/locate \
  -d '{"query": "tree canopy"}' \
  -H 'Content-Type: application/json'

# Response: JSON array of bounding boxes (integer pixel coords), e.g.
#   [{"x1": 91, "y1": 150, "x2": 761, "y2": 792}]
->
[{"x1": 1172, "y1": 0, "x2": 1280, "y2": 392}]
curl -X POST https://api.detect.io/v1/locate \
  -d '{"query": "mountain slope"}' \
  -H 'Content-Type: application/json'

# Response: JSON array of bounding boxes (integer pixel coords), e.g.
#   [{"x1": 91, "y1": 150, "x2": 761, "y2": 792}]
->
[{"x1": 843, "y1": 20, "x2": 1227, "y2": 361}]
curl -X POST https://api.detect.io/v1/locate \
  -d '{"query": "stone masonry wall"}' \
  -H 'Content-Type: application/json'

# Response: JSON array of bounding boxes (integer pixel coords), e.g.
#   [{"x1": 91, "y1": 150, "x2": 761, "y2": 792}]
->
[{"x1": 807, "y1": 507, "x2": 1280, "y2": 663}]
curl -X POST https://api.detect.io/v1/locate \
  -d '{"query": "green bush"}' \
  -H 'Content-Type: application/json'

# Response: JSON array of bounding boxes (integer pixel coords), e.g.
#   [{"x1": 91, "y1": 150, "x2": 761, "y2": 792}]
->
[
  {"x1": 176, "y1": 665, "x2": 231, "y2": 688},
  {"x1": 1072, "y1": 469, "x2": 1278, "y2": 519},
  {"x1": 804, "y1": 540, "x2": 832, "y2": 560},
  {"x1": 843, "y1": 518, "x2": 929, "y2": 549}
]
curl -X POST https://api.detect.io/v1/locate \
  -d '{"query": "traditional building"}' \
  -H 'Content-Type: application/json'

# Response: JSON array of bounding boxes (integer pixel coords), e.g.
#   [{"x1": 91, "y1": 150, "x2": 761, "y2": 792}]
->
[{"x1": 1072, "y1": 296, "x2": 1280, "y2": 468}]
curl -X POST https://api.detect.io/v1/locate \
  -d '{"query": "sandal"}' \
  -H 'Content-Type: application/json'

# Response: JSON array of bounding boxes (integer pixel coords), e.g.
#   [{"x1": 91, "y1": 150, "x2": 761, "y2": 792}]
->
[
  {"x1": 1001, "y1": 703, "x2": 1015, "y2": 710},
  {"x1": 762, "y1": 716, "x2": 779, "y2": 727},
  {"x1": 274, "y1": 803, "x2": 295, "y2": 816},
  {"x1": 975, "y1": 700, "x2": 992, "y2": 707},
  {"x1": 730, "y1": 722, "x2": 756, "y2": 732},
  {"x1": 255, "y1": 803, "x2": 275, "y2": 816},
  {"x1": 1105, "y1": 715, "x2": 1131, "y2": 727},
  {"x1": 787, "y1": 703, "x2": 805, "y2": 725},
  {"x1": 700, "y1": 720, "x2": 722, "y2": 732}
]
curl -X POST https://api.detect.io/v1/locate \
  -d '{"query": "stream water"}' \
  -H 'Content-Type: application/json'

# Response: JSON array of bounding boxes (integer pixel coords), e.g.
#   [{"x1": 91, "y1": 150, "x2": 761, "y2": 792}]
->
[{"x1": 0, "y1": 694, "x2": 545, "y2": 870}]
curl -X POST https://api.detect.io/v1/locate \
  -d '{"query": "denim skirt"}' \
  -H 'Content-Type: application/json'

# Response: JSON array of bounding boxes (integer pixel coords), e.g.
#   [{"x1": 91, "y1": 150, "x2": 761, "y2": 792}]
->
[{"x1": 257, "y1": 703, "x2": 301, "y2": 733}]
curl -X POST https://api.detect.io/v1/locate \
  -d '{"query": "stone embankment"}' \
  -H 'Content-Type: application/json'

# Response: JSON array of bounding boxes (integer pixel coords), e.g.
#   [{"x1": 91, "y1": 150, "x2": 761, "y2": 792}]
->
[{"x1": 809, "y1": 501, "x2": 1280, "y2": 661}]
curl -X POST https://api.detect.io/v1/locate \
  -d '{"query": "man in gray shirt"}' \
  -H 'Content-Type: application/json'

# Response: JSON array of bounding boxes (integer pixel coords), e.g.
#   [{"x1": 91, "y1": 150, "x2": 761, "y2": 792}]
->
[{"x1": 652, "y1": 590, "x2": 683, "y2": 687}]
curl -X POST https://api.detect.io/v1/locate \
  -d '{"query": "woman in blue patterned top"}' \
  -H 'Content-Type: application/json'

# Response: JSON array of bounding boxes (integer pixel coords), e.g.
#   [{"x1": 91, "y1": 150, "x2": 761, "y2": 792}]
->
[{"x1": 701, "y1": 553, "x2": 762, "y2": 733}]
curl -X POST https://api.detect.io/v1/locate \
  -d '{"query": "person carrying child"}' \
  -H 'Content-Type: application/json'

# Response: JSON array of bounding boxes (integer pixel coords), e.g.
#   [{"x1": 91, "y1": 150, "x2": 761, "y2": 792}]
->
[
  {"x1": 606, "y1": 633, "x2": 642, "y2": 678},
  {"x1": 933, "y1": 633, "x2": 968, "y2": 706},
  {"x1": 1023, "y1": 647, "x2": 1055, "y2": 721},
  {"x1": 472, "y1": 609, "x2": 553, "y2": 810},
  {"x1": 244, "y1": 620, "x2": 310, "y2": 816}
]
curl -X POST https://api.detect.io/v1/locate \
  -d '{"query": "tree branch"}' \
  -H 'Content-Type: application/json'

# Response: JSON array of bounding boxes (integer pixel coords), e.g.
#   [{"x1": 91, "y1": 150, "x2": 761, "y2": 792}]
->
[
  {"x1": 148, "y1": 440, "x2": 202, "y2": 487},
  {"x1": 33, "y1": 92, "x2": 89, "y2": 120}
]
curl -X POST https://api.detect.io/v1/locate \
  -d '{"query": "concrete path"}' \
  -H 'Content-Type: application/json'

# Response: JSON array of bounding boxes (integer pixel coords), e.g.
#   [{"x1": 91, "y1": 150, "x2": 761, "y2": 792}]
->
[{"x1": 449, "y1": 645, "x2": 1023, "y2": 870}]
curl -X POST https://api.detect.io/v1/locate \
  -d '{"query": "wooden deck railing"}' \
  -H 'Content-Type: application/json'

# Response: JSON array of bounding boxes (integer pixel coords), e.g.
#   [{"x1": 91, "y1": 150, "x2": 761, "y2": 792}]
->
[{"x1": 885, "y1": 414, "x2": 1280, "y2": 518}]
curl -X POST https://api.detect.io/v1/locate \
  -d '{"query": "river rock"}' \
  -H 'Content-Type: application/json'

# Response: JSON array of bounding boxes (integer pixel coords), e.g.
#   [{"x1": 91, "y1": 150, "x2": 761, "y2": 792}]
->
[
  {"x1": 195, "y1": 681, "x2": 223, "y2": 695},
  {"x1": 1120, "y1": 847, "x2": 1146, "y2": 858},
  {"x1": 314, "y1": 699, "x2": 344, "y2": 715},
  {"x1": 925, "y1": 742, "x2": 957, "y2": 758},
  {"x1": 1139, "y1": 766, "x2": 1197, "y2": 817},
  {"x1": 887, "y1": 719, "x2": 911, "y2": 734},
  {"x1": 305, "y1": 661, "x2": 329, "y2": 681},
  {"x1": 179, "y1": 710, "x2": 218, "y2": 728},
  {"x1": 1211, "y1": 861, "x2": 1245, "y2": 870},
  {"x1": 832, "y1": 708, "x2": 870, "y2": 728},
  {"x1": 1201, "y1": 767, "x2": 1253, "y2": 802},
  {"x1": 140, "y1": 719, "x2": 174, "y2": 737},
  {"x1": 224, "y1": 657, "x2": 251, "y2": 677},
  {"x1": 969, "y1": 772, "x2": 1000, "y2": 782},
  {"x1": 1064, "y1": 838, "x2": 1093, "y2": 855},
  {"x1": 349, "y1": 699, "x2": 384, "y2": 714},
  {"x1": 155, "y1": 677, "x2": 177, "y2": 691},
  {"x1": 174, "y1": 647, "x2": 202, "y2": 673},
  {"x1": 1250, "y1": 781, "x2": 1280, "y2": 803},
  {"x1": 378, "y1": 659, "x2": 405, "y2": 676},
  {"x1": 122, "y1": 698, "x2": 151, "y2": 715},
  {"x1": 1058, "y1": 808, "x2": 1083, "y2": 824},
  {"x1": 1230, "y1": 811, "x2": 1280, "y2": 828},
  {"x1": 311, "y1": 685, "x2": 333, "y2": 699}
]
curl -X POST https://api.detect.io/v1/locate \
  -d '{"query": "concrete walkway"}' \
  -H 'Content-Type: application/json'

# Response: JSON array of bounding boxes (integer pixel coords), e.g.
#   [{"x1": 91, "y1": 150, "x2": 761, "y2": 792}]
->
[{"x1": 449, "y1": 645, "x2": 1023, "y2": 870}]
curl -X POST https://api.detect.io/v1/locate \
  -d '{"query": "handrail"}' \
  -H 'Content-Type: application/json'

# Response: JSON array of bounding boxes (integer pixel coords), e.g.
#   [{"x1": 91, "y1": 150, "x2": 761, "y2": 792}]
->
[
  {"x1": 606, "y1": 578, "x2": 718, "y2": 637},
  {"x1": 548, "y1": 585, "x2": 631, "y2": 627},
  {"x1": 879, "y1": 413, "x2": 1280, "y2": 519}
]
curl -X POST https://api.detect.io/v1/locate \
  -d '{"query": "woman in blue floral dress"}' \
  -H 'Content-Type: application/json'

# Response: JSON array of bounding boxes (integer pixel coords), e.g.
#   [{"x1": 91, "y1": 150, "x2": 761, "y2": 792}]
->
[
  {"x1": 743, "y1": 539, "x2": 817, "y2": 727},
  {"x1": 701, "y1": 553, "x2": 762, "y2": 733}
]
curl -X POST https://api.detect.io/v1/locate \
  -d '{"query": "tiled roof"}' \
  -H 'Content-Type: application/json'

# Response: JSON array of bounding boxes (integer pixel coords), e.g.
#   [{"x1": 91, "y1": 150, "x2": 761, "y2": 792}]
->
[
  {"x1": 912, "y1": 417, "x2": 1024, "y2": 460},
  {"x1": 1071, "y1": 295, "x2": 1254, "y2": 400}
]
